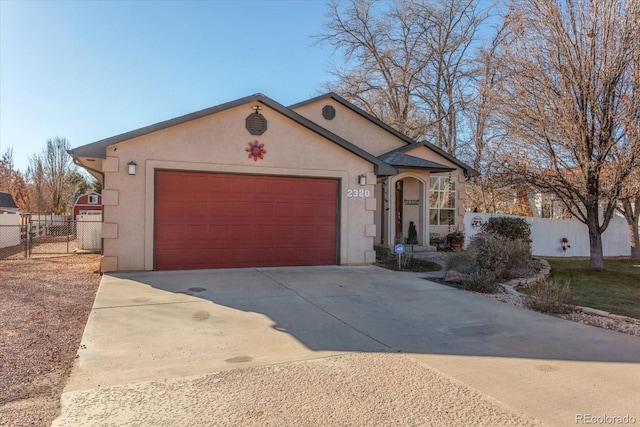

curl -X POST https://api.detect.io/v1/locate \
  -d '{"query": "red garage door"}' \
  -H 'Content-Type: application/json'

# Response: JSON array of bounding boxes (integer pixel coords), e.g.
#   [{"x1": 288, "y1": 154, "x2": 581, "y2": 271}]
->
[{"x1": 155, "y1": 171, "x2": 338, "y2": 270}]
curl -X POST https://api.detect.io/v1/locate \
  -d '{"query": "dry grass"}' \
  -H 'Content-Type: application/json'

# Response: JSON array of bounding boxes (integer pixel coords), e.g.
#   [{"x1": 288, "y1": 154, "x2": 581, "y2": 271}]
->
[{"x1": 0, "y1": 254, "x2": 100, "y2": 427}]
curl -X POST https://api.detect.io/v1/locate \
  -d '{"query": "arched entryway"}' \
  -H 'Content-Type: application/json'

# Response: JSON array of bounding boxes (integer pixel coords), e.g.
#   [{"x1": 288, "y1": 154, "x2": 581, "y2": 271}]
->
[{"x1": 384, "y1": 174, "x2": 428, "y2": 246}]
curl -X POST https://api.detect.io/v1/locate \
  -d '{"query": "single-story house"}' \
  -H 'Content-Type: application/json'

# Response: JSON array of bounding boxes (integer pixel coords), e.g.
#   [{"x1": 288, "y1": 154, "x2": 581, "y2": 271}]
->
[
  {"x1": 0, "y1": 191, "x2": 20, "y2": 214},
  {"x1": 69, "y1": 92, "x2": 476, "y2": 272},
  {"x1": 72, "y1": 192, "x2": 102, "y2": 220}
]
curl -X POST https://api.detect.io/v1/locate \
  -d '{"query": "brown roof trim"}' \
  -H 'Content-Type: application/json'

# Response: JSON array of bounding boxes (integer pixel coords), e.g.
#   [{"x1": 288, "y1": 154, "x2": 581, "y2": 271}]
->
[
  {"x1": 292, "y1": 93, "x2": 479, "y2": 177},
  {"x1": 68, "y1": 94, "x2": 397, "y2": 176}
]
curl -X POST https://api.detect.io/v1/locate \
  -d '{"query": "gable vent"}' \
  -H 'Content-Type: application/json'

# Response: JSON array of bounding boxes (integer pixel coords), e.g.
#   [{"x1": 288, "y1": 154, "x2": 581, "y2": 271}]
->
[
  {"x1": 246, "y1": 113, "x2": 267, "y2": 135},
  {"x1": 322, "y1": 105, "x2": 336, "y2": 120}
]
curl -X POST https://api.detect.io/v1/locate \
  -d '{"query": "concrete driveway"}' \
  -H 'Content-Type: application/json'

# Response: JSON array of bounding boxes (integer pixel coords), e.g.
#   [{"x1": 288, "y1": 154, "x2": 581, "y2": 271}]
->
[{"x1": 55, "y1": 266, "x2": 640, "y2": 426}]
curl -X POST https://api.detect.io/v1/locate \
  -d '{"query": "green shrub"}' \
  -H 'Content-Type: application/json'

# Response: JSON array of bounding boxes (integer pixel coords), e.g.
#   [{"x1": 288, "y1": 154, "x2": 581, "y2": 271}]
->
[
  {"x1": 481, "y1": 217, "x2": 531, "y2": 244},
  {"x1": 524, "y1": 279, "x2": 574, "y2": 314}
]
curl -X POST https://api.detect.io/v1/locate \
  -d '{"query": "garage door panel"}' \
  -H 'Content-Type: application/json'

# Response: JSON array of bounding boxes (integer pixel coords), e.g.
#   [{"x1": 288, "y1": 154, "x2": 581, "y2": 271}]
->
[
  {"x1": 158, "y1": 202, "x2": 185, "y2": 220},
  {"x1": 294, "y1": 203, "x2": 316, "y2": 219},
  {"x1": 207, "y1": 203, "x2": 228, "y2": 219},
  {"x1": 188, "y1": 203, "x2": 209, "y2": 219},
  {"x1": 314, "y1": 225, "x2": 336, "y2": 238},
  {"x1": 253, "y1": 226, "x2": 274, "y2": 241},
  {"x1": 314, "y1": 204, "x2": 336, "y2": 219},
  {"x1": 274, "y1": 204, "x2": 295, "y2": 218},
  {"x1": 155, "y1": 171, "x2": 338, "y2": 270},
  {"x1": 229, "y1": 224, "x2": 256, "y2": 241},
  {"x1": 156, "y1": 226, "x2": 184, "y2": 242},
  {"x1": 230, "y1": 201, "x2": 255, "y2": 217},
  {"x1": 254, "y1": 201, "x2": 274, "y2": 215},
  {"x1": 207, "y1": 225, "x2": 231, "y2": 240}
]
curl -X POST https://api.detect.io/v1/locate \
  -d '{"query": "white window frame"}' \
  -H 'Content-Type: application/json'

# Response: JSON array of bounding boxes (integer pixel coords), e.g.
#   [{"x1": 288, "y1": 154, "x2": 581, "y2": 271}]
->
[
  {"x1": 429, "y1": 176, "x2": 456, "y2": 226},
  {"x1": 88, "y1": 195, "x2": 99, "y2": 204}
]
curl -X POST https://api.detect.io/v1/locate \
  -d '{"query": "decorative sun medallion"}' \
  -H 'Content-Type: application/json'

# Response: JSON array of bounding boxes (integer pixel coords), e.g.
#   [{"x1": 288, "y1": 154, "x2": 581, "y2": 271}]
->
[{"x1": 246, "y1": 140, "x2": 267, "y2": 162}]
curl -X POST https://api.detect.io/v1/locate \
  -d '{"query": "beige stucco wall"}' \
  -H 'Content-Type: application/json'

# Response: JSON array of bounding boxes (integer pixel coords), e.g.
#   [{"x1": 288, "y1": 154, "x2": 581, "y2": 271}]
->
[
  {"x1": 100, "y1": 102, "x2": 377, "y2": 272},
  {"x1": 294, "y1": 101, "x2": 469, "y2": 244},
  {"x1": 293, "y1": 99, "x2": 405, "y2": 156}
]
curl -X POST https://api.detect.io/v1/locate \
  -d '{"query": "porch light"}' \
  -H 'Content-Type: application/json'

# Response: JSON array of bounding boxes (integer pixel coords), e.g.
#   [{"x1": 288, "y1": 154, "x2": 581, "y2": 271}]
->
[
  {"x1": 128, "y1": 161, "x2": 137, "y2": 175},
  {"x1": 358, "y1": 174, "x2": 367, "y2": 186}
]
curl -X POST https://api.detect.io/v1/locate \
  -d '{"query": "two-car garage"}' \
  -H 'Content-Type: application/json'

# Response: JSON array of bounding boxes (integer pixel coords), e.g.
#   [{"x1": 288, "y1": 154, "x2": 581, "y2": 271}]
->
[
  {"x1": 154, "y1": 171, "x2": 339, "y2": 270},
  {"x1": 69, "y1": 93, "x2": 399, "y2": 272}
]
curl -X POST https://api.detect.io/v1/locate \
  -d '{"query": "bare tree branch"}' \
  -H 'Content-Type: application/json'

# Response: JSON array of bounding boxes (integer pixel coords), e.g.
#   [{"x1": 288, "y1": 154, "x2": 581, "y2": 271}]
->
[{"x1": 495, "y1": 0, "x2": 640, "y2": 270}]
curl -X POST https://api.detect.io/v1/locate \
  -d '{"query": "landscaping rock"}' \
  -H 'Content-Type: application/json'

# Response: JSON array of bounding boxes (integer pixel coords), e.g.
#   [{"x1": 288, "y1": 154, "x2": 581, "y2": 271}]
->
[{"x1": 580, "y1": 306, "x2": 611, "y2": 317}]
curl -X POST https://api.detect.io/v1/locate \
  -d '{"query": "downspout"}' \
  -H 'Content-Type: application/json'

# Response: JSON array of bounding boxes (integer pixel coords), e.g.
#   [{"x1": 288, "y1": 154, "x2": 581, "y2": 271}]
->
[{"x1": 70, "y1": 156, "x2": 105, "y2": 256}]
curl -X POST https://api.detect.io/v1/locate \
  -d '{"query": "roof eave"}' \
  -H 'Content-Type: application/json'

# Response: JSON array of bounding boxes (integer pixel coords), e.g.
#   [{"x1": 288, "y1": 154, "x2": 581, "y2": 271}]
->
[
  {"x1": 292, "y1": 93, "x2": 479, "y2": 177},
  {"x1": 385, "y1": 142, "x2": 479, "y2": 177},
  {"x1": 68, "y1": 93, "x2": 397, "y2": 176},
  {"x1": 395, "y1": 166, "x2": 456, "y2": 173}
]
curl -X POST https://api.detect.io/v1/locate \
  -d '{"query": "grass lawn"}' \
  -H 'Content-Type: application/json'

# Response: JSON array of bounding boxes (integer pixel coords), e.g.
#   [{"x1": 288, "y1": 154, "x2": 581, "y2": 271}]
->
[{"x1": 545, "y1": 258, "x2": 640, "y2": 319}]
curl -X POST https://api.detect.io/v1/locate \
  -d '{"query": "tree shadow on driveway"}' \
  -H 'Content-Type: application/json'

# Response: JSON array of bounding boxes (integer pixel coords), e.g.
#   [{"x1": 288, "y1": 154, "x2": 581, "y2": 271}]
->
[{"x1": 111, "y1": 265, "x2": 640, "y2": 364}]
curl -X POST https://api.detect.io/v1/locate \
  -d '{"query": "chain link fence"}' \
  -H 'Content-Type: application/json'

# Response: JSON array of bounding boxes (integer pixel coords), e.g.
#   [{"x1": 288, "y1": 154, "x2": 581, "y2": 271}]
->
[
  {"x1": 0, "y1": 215, "x2": 102, "y2": 260},
  {"x1": 0, "y1": 222, "x2": 25, "y2": 259}
]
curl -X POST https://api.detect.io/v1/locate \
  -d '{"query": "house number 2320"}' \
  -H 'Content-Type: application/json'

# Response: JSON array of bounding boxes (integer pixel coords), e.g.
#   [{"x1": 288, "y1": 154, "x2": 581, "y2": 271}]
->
[{"x1": 347, "y1": 189, "x2": 371, "y2": 197}]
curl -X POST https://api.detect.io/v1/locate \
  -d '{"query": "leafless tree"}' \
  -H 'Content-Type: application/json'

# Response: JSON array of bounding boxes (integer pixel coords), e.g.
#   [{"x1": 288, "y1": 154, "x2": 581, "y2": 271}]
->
[
  {"x1": 617, "y1": 176, "x2": 640, "y2": 260},
  {"x1": 495, "y1": 0, "x2": 640, "y2": 270},
  {"x1": 413, "y1": 0, "x2": 488, "y2": 154},
  {"x1": 27, "y1": 154, "x2": 49, "y2": 213},
  {"x1": 616, "y1": 30, "x2": 640, "y2": 261},
  {"x1": 319, "y1": 0, "x2": 488, "y2": 154},
  {"x1": 0, "y1": 148, "x2": 29, "y2": 211},
  {"x1": 28, "y1": 137, "x2": 75, "y2": 214},
  {"x1": 463, "y1": 22, "x2": 513, "y2": 212}
]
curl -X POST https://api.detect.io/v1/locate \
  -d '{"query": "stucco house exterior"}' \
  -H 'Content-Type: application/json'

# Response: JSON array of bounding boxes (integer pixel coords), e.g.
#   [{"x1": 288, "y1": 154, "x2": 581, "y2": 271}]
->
[{"x1": 69, "y1": 92, "x2": 476, "y2": 272}]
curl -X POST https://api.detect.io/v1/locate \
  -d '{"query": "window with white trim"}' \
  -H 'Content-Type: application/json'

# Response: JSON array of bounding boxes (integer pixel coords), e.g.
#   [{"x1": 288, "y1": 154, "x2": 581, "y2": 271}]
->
[
  {"x1": 88, "y1": 195, "x2": 99, "y2": 204},
  {"x1": 429, "y1": 177, "x2": 456, "y2": 225}
]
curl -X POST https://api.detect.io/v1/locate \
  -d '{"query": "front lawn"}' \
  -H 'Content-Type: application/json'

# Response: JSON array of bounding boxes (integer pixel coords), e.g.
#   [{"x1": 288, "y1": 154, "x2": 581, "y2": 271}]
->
[{"x1": 545, "y1": 258, "x2": 640, "y2": 320}]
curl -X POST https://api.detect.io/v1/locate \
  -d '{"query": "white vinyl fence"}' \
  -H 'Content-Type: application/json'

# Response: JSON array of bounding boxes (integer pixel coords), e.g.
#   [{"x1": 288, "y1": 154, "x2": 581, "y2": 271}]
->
[
  {"x1": 76, "y1": 214, "x2": 102, "y2": 251},
  {"x1": 0, "y1": 214, "x2": 21, "y2": 249},
  {"x1": 464, "y1": 213, "x2": 631, "y2": 257}
]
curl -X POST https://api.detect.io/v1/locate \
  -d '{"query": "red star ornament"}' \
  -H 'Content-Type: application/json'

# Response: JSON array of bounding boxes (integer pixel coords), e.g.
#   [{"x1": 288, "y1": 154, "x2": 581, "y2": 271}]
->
[{"x1": 246, "y1": 140, "x2": 267, "y2": 161}]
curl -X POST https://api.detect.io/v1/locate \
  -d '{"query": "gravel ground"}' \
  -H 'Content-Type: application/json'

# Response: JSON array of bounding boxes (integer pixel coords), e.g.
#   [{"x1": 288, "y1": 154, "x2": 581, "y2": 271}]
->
[
  {"x1": 484, "y1": 288, "x2": 640, "y2": 337},
  {"x1": 55, "y1": 353, "x2": 541, "y2": 426},
  {"x1": 0, "y1": 254, "x2": 101, "y2": 427},
  {"x1": 2, "y1": 255, "x2": 637, "y2": 426}
]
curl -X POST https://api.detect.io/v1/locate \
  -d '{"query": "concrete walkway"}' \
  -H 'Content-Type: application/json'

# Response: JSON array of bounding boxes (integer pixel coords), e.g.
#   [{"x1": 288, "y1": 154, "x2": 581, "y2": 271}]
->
[{"x1": 54, "y1": 266, "x2": 640, "y2": 426}]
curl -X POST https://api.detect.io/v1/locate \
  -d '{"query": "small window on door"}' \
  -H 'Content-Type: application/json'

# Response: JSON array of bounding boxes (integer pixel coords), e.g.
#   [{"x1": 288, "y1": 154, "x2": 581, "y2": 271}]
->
[{"x1": 88, "y1": 195, "x2": 99, "y2": 204}]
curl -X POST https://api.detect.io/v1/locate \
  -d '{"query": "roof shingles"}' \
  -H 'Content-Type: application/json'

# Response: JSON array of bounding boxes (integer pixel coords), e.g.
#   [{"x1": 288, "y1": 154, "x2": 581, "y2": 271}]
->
[
  {"x1": 0, "y1": 192, "x2": 19, "y2": 209},
  {"x1": 378, "y1": 152, "x2": 455, "y2": 172}
]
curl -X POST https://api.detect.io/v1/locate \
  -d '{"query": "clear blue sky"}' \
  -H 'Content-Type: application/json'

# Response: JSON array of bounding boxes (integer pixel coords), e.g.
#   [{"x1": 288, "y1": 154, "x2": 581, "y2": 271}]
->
[{"x1": 0, "y1": 0, "x2": 337, "y2": 172}]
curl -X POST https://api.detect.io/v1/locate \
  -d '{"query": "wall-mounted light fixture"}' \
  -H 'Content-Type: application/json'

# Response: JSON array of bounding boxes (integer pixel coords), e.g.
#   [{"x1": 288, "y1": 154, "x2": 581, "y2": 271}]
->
[
  {"x1": 128, "y1": 161, "x2": 137, "y2": 175},
  {"x1": 358, "y1": 174, "x2": 367, "y2": 186}
]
